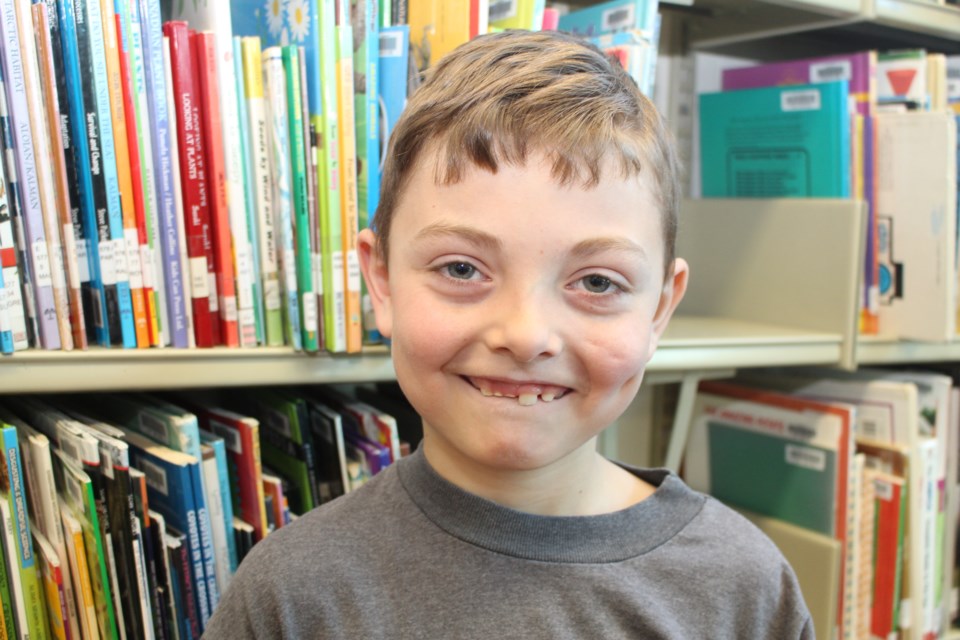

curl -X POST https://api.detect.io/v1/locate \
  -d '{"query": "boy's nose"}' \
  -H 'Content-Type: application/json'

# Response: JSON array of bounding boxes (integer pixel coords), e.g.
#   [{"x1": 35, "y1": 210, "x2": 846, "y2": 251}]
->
[{"x1": 483, "y1": 292, "x2": 563, "y2": 363}]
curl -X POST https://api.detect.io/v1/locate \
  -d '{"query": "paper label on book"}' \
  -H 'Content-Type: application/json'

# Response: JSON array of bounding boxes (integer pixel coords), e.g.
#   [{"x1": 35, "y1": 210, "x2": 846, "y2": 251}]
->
[
  {"x1": 222, "y1": 295, "x2": 238, "y2": 322},
  {"x1": 346, "y1": 249, "x2": 361, "y2": 292},
  {"x1": 302, "y1": 292, "x2": 317, "y2": 333},
  {"x1": 784, "y1": 444, "x2": 826, "y2": 472},
  {"x1": 810, "y1": 60, "x2": 852, "y2": 84},
  {"x1": 265, "y1": 408, "x2": 292, "y2": 438},
  {"x1": 189, "y1": 257, "x2": 210, "y2": 299},
  {"x1": 602, "y1": 5, "x2": 635, "y2": 32},
  {"x1": 312, "y1": 253, "x2": 322, "y2": 296},
  {"x1": 781, "y1": 89, "x2": 821, "y2": 112},
  {"x1": 379, "y1": 31, "x2": 403, "y2": 58},
  {"x1": 65, "y1": 472, "x2": 83, "y2": 508},
  {"x1": 32, "y1": 240, "x2": 53, "y2": 287},
  {"x1": 948, "y1": 78, "x2": 960, "y2": 100},
  {"x1": 62, "y1": 224, "x2": 82, "y2": 289},
  {"x1": 283, "y1": 252, "x2": 297, "y2": 293},
  {"x1": 236, "y1": 243, "x2": 254, "y2": 299},
  {"x1": 76, "y1": 238, "x2": 90, "y2": 283},
  {"x1": 141, "y1": 246, "x2": 156, "y2": 290},
  {"x1": 210, "y1": 419, "x2": 242, "y2": 454},
  {"x1": 488, "y1": 0, "x2": 517, "y2": 22},
  {"x1": 873, "y1": 478, "x2": 894, "y2": 501},
  {"x1": 264, "y1": 279, "x2": 281, "y2": 311},
  {"x1": 139, "y1": 412, "x2": 170, "y2": 444},
  {"x1": 125, "y1": 229, "x2": 144, "y2": 289},
  {"x1": 208, "y1": 273, "x2": 219, "y2": 312},
  {"x1": 50, "y1": 239, "x2": 67, "y2": 290},
  {"x1": 101, "y1": 448, "x2": 114, "y2": 480},
  {"x1": 0, "y1": 288, "x2": 12, "y2": 333},
  {"x1": 139, "y1": 458, "x2": 169, "y2": 497},
  {"x1": 113, "y1": 238, "x2": 130, "y2": 284}
]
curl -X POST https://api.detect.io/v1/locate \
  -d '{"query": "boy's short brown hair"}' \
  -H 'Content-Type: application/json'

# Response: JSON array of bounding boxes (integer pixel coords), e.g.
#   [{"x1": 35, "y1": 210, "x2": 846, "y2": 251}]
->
[{"x1": 375, "y1": 29, "x2": 681, "y2": 276}]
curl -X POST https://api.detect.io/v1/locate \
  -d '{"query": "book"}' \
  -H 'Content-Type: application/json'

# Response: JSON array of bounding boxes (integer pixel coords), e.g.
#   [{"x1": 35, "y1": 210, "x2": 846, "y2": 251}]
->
[
  {"x1": 558, "y1": 0, "x2": 658, "y2": 38},
  {"x1": 199, "y1": 442, "x2": 231, "y2": 596},
  {"x1": 163, "y1": 527, "x2": 198, "y2": 640},
  {"x1": 304, "y1": 397, "x2": 349, "y2": 503},
  {"x1": 699, "y1": 80, "x2": 852, "y2": 198},
  {"x1": 59, "y1": 502, "x2": 98, "y2": 640},
  {"x1": 0, "y1": 498, "x2": 29, "y2": 640},
  {"x1": 128, "y1": 467, "x2": 166, "y2": 640},
  {"x1": 488, "y1": 0, "x2": 544, "y2": 31},
  {"x1": 198, "y1": 429, "x2": 238, "y2": 576},
  {"x1": 408, "y1": 0, "x2": 470, "y2": 71},
  {"x1": 878, "y1": 49, "x2": 928, "y2": 109},
  {"x1": 32, "y1": 526, "x2": 69, "y2": 640},
  {"x1": 0, "y1": 494, "x2": 16, "y2": 638},
  {"x1": 0, "y1": 98, "x2": 29, "y2": 352}
]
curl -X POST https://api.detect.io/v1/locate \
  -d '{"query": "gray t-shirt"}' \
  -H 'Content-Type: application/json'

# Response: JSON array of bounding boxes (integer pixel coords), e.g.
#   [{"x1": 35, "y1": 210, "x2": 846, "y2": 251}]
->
[{"x1": 204, "y1": 449, "x2": 814, "y2": 638}]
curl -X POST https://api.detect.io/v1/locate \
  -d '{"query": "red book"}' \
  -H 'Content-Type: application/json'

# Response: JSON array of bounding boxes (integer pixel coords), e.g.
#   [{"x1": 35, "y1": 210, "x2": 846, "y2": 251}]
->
[
  {"x1": 163, "y1": 21, "x2": 215, "y2": 347},
  {"x1": 192, "y1": 31, "x2": 238, "y2": 347}
]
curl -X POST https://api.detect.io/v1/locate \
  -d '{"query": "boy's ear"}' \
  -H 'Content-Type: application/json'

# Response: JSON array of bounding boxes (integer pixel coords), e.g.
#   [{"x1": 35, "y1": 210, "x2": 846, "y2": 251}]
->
[
  {"x1": 357, "y1": 228, "x2": 393, "y2": 339},
  {"x1": 646, "y1": 257, "x2": 689, "y2": 362}
]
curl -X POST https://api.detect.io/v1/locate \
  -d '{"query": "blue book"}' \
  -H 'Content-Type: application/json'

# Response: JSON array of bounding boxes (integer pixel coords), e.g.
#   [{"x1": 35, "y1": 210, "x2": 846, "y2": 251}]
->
[
  {"x1": 557, "y1": 0, "x2": 658, "y2": 38},
  {"x1": 137, "y1": 0, "x2": 189, "y2": 348},
  {"x1": 353, "y1": 0, "x2": 380, "y2": 224},
  {"x1": 124, "y1": 430, "x2": 212, "y2": 632},
  {"x1": 699, "y1": 80, "x2": 851, "y2": 198},
  {"x1": 199, "y1": 430, "x2": 238, "y2": 574},
  {"x1": 377, "y1": 26, "x2": 407, "y2": 200}
]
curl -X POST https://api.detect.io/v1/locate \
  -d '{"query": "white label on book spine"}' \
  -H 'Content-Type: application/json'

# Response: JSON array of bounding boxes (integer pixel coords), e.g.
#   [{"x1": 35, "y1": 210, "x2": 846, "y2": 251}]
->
[
  {"x1": 76, "y1": 238, "x2": 90, "y2": 283},
  {"x1": 236, "y1": 243, "x2": 253, "y2": 300},
  {"x1": 141, "y1": 246, "x2": 156, "y2": 290},
  {"x1": 125, "y1": 229, "x2": 144, "y2": 289},
  {"x1": 65, "y1": 472, "x2": 83, "y2": 508},
  {"x1": 210, "y1": 420, "x2": 242, "y2": 454},
  {"x1": 223, "y1": 295, "x2": 238, "y2": 322},
  {"x1": 302, "y1": 293, "x2": 317, "y2": 333},
  {"x1": 139, "y1": 412, "x2": 170, "y2": 444},
  {"x1": 189, "y1": 257, "x2": 209, "y2": 299},
  {"x1": 346, "y1": 249, "x2": 361, "y2": 292},
  {"x1": 784, "y1": 444, "x2": 826, "y2": 472},
  {"x1": 948, "y1": 78, "x2": 960, "y2": 100},
  {"x1": 0, "y1": 289, "x2": 12, "y2": 333},
  {"x1": 379, "y1": 32, "x2": 403, "y2": 58},
  {"x1": 113, "y1": 238, "x2": 130, "y2": 284},
  {"x1": 32, "y1": 240, "x2": 53, "y2": 287},
  {"x1": 51, "y1": 241, "x2": 67, "y2": 290},
  {"x1": 602, "y1": 5, "x2": 635, "y2": 32},
  {"x1": 810, "y1": 60, "x2": 852, "y2": 84},
  {"x1": 264, "y1": 279, "x2": 281, "y2": 311},
  {"x1": 101, "y1": 448, "x2": 114, "y2": 480},
  {"x1": 266, "y1": 408, "x2": 292, "y2": 438},
  {"x1": 62, "y1": 224, "x2": 81, "y2": 289},
  {"x1": 873, "y1": 478, "x2": 893, "y2": 502},
  {"x1": 283, "y1": 251, "x2": 297, "y2": 294},
  {"x1": 488, "y1": 0, "x2": 517, "y2": 22},
  {"x1": 208, "y1": 273, "x2": 219, "y2": 312},
  {"x1": 781, "y1": 89, "x2": 821, "y2": 112},
  {"x1": 312, "y1": 253, "x2": 322, "y2": 296},
  {"x1": 139, "y1": 458, "x2": 169, "y2": 496}
]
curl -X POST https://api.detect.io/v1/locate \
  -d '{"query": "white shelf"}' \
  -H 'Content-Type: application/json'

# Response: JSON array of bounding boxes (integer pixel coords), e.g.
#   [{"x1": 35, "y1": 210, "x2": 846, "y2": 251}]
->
[
  {"x1": 857, "y1": 334, "x2": 960, "y2": 364},
  {"x1": 0, "y1": 346, "x2": 396, "y2": 393},
  {"x1": 872, "y1": 0, "x2": 960, "y2": 40}
]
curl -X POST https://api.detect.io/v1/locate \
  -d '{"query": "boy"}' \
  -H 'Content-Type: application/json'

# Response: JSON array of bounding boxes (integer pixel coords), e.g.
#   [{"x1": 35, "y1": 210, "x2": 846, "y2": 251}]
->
[{"x1": 205, "y1": 30, "x2": 813, "y2": 638}]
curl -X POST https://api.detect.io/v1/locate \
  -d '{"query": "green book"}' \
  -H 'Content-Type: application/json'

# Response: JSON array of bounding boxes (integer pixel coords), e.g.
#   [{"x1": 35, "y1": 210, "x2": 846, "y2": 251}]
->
[{"x1": 284, "y1": 45, "x2": 318, "y2": 352}]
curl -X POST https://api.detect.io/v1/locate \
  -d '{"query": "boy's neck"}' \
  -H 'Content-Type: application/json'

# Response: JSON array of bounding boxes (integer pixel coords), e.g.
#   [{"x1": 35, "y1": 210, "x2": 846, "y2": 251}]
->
[{"x1": 420, "y1": 437, "x2": 656, "y2": 517}]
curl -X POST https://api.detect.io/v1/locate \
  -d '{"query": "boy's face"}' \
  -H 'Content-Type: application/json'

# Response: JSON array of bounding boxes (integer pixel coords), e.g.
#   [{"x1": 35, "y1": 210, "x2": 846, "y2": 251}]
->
[{"x1": 359, "y1": 152, "x2": 688, "y2": 479}]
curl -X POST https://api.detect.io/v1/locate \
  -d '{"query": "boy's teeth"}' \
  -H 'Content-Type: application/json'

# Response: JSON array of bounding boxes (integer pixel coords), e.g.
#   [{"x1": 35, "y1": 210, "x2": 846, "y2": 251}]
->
[
  {"x1": 481, "y1": 388, "x2": 494, "y2": 397},
  {"x1": 518, "y1": 394, "x2": 537, "y2": 406},
  {"x1": 541, "y1": 393, "x2": 555, "y2": 402}
]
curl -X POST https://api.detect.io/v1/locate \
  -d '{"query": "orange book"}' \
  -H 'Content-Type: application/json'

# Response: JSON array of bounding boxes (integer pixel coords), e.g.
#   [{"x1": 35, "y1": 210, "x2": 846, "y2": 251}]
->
[
  {"x1": 193, "y1": 31, "x2": 238, "y2": 347},
  {"x1": 99, "y1": 0, "x2": 150, "y2": 347}
]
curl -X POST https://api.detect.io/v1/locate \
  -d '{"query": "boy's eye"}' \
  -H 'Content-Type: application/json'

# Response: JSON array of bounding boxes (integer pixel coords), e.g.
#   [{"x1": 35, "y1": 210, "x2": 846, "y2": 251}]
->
[
  {"x1": 445, "y1": 262, "x2": 478, "y2": 280},
  {"x1": 582, "y1": 274, "x2": 614, "y2": 293}
]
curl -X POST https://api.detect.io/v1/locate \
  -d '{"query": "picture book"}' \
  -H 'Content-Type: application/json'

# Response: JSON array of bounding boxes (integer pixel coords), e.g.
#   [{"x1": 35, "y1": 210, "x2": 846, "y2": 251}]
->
[
  {"x1": 59, "y1": 501, "x2": 99, "y2": 640},
  {"x1": 199, "y1": 429, "x2": 238, "y2": 575},
  {"x1": 699, "y1": 81, "x2": 851, "y2": 197},
  {"x1": 878, "y1": 49, "x2": 928, "y2": 109},
  {"x1": 558, "y1": 0, "x2": 658, "y2": 39}
]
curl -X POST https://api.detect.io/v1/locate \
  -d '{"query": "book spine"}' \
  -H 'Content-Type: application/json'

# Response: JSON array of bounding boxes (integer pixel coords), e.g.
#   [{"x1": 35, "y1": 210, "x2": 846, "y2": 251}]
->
[
  {"x1": 283, "y1": 46, "x2": 317, "y2": 352},
  {"x1": 200, "y1": 453, "x2": 230, "y2": 595},
  {"x1": 77, "y1": 0, "x2": 137, "y2": 348},
  {"x1": 99, "y1": 0, "x2": 149, "y2": 349},
  {"x1": 193, "y1": 30, "x2": 239, "y2": 348},
  {"x1": 263, "y1": 46, "x2": 302, "y2": 351},
  {"x1": 0, "y1": 101, "x2": 28, "y2": 351},
  {"x1": 56, "y1": 0, "x2": 108, "y2": 347},
  {"x1": 240, "y1": 38, "x2": 283, "y2": 347},
  {"x1": 33, "y1": 2, "x2": 87, "y2": 351},
  {"x1": 233, "y1": 36, "x2": 265, "y2": 347},
  {"x1": 318, "y1": 0, "x2": 345, "y2": 352},
  {"x1": 0, "y1": 0, "x2": 61, "y2": 349},
  {"x1": 60, "y1": 505, "x2": 98, "y2": 640},
  {"x1": 164, "y1": 21, "x2": 214, "y2": 348},
  {"x1": 211, "y1": 440, "x2": 237, "y2": 574},
  {"x1": 0, "y1": 498, "x2": 15, "y2": 634},
  {"x1": 0, "y1": 497, "x2": 29, "y2": 639},
  {"x1": 299, "y1": 51, "x2": 324, "y2": 352},
  {"x1": 335, "y1": 11, "x2": 362, "y2": 353},
  {"x1": 139, "y1": 0, "x2": 187, "y2": 348},
  {"x1": 170, "y1": 535, "x2": 199, "y2": 639}
]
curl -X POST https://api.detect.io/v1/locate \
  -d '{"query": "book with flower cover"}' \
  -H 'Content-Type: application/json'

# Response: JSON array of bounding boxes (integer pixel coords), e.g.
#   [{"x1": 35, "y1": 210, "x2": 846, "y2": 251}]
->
[
  {"x1": 168, "y1": 0, "x2": 259, "y2": 349},
  {"x1": 193, "y1": 30, "x2": 240, "y2": 348},
  {"x1": 164, "y1": 20, "x2": 216, "y2": 347},
  {"x1": 138, "y1": 0, "x2": 189, "y2": 348},
  {"x1": 33, "y1": 2, "x2": 87, "y2": 351}
]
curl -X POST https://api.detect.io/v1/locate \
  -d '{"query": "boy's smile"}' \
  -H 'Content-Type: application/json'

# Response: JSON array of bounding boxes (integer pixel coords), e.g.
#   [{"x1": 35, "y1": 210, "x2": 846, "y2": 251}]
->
[{"x1": 359, "y1": 151, "x2": 688, "y2": 514}]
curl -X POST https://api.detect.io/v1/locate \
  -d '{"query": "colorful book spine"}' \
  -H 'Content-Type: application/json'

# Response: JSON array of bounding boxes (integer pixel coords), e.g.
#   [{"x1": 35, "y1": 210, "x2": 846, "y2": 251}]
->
[
  {"x1": 241, "y1": 37, "x2": 283, "y2": 347},
  {"x1": 77, "y1": 0, "x2": 137, "y2": 348},
  {"x1": 99, "y1": 0, "x2": 149, "y2": 348},
  {"x1": 353, "y1": 0, "x2": 379, "y2": 226},
  {"x1": 298, "y1": 47, "x2": 323, "y2": 351},
  {"x1": 0, "y1": 95, "x2": 27, "y2": 352},
  {"x1": 0, "y1": 0, "x2": 60, "y2": 349},
  {"x1": 233, "y1": 35, "x2": 266, "y2": 347},
  {"x1": 56, "y1": 0, "x2": 108, "y2": 347},
  {"x1": 318, "y1": 0, "x2": 345, "y2": 352},
  {"x1": 34, "y1": 2, "x2": 88, "y2": 351},
  {"x1": 139, "y1": 0, "x2": 187, "y2": 348},
  {"x1": 193, "y1": 30, "x2": 239, "y2": 348},
  {"x1": 283, "y1": 45, "x2": 317, "y2": 352},
  {"x1": 59, "y1": 503, "x2": 98, "y2": 640},
  {"x1": 164, "y1": 21, "x2": 215, "y2": 347},
  {"x1": 336, "y1": 3, "x2": 363, "y2": 353},
  {"x1": 263, "y1": 46, "x2": 302, "y2": 351}
]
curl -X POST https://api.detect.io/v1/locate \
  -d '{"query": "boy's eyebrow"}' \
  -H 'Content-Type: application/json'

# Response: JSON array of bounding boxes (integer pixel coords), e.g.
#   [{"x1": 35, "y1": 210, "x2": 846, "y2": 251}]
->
[
  {"x1": 570, "y1": 237, "x2": 649, "y2": 262},
  {"x1": 413, "y1": 222, "x2": 503, "y2": 252}
]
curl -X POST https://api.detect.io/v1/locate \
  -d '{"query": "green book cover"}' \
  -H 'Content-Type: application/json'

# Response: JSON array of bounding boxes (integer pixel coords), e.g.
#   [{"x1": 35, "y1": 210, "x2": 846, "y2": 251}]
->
[
  {"x1": 699, "y1": 80, "x2": 851, "y2": 198},
  {"x1": 248, "y1": 390, "x2": 316, "y2": 514},
  {"x1": 283, "y1": 45, "x2": 318, "y2": 352},
  {"x1": 0, "y1": 511, "x2": 15, "y2": 637},
  {"x1": 707, "y1": 422, "x2": 837, "y2": 536}
]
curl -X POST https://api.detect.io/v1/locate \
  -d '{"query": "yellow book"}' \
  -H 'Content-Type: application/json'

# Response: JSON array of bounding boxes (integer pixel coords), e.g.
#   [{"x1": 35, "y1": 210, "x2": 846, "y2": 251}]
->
[
  {"x1": 60, "y1": 502, "x2": 99, "y2": 640},
  {"x1": 408, "y1": 0, "x2": 471, "y2": 70},
  {"x1": 33, "y1": 527, "x2": 67, "y2": 640},
  {"x1": 99, "y1": 0, "x2": 151, "y2": 347},
  {"x1": 336, "y1": 14, "x2": 362, "y2": 353}
]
